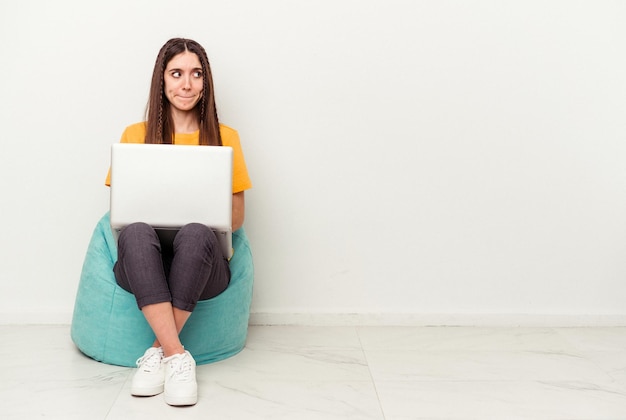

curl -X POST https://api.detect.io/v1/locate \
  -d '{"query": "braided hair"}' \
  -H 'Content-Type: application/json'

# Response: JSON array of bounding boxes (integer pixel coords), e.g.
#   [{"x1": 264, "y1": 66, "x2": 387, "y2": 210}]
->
[{"x1": 145, "y1": 38, "x2": 222, "y2": 146}]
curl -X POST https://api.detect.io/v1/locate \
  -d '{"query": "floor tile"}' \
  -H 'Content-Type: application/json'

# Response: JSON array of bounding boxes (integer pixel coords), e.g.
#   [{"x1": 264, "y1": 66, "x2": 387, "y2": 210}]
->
[
  {"x1": 247, "y1": 325, "x2": 363, "y2": 350},
  {"x1": 0, "y1": 326, "x2": 130, "y2": 420},
  {"x1": 583, "y1": 351, "x2": 626, "y2": 386},
  {"x1": 357, "y1": 326, "x2": 578, "y2": 352},
  {"x1": 364, "y1": 350, "x2": 617, "y2": 383},
  {"x1": 374, "y1": 380, "x2": 626, "y2": 420},
  {"x1": 206, "y1": 346, "x2": 371, "y2": 382},
  {"x1": 555, "y1": 327, "x2": 626, "y2": 351},
  {"x1": 199, "y1": 380, "x2": 383, "y2": 420}
]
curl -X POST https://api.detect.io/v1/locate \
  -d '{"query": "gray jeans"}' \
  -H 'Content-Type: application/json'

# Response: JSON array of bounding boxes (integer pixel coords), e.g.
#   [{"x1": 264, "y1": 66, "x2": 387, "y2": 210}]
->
[{"x1": 113, "y1": 222, "x2": 230, "y2": 312}]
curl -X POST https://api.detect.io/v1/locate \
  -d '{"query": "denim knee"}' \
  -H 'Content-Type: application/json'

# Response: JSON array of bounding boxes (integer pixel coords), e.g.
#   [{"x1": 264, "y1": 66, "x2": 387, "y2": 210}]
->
[
  {"x1": 118, "y1": 222, "x2": 158, "y2": 249},
  {"x1": 173, "y1": 223, "x2": 218, "y2": 254}
]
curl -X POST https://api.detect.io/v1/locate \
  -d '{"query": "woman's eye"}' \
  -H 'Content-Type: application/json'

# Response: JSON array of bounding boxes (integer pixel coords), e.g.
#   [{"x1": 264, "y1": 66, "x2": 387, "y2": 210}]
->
[
  {"x1": 171, "y1": 71, "x2": 181, "y2": 78},
  {"x1": 193, "y1": 71, "x2": 203, "y2": 78}
]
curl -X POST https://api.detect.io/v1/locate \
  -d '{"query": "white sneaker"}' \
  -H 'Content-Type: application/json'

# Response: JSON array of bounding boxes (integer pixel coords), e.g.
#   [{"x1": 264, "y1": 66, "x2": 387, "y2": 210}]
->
[
  {"x1": 163, "y1": 350, "x2": 197, "y2": 406},
  {"x1": 131, "y1": 347, "x2": 164, "y2": 396}
]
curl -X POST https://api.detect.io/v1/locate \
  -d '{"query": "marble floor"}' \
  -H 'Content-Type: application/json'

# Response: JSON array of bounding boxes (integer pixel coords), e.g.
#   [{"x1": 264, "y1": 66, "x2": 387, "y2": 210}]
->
[{"x1": 1, "y1": 325, "x2": 625, "y2": 419}]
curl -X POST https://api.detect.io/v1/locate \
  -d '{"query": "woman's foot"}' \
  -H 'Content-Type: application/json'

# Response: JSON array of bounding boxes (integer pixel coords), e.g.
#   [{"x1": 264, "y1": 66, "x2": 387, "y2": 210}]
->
[
  {"x1": 131, "y1": 347, "x2": 165, "y2": 396},
  {"x1": 163, "y1": 350, "x2": 197, "y2": 406}
]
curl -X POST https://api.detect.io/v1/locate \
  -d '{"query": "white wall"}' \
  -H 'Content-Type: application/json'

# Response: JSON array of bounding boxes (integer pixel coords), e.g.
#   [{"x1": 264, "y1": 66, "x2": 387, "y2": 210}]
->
[{"x1": 1, "y1": 0, "x2": 625, "y2": 325}]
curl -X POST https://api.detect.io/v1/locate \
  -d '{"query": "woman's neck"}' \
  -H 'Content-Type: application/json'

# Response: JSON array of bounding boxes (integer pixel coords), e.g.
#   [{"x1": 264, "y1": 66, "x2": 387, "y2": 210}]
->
[{"x1": 171, "y1": 110, "x2": 199, "y2": 134}]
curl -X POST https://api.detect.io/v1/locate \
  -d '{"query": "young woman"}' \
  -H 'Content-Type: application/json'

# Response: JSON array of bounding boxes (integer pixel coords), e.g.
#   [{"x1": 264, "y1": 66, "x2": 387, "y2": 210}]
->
[{"x1": 105, "y1": 38, "x2": 252, "y2": 406}]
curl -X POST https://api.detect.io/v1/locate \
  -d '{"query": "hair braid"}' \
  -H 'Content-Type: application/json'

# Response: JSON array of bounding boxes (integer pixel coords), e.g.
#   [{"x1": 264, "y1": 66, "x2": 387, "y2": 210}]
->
[
  {"x1": 157, "y1": 103, "x2": 163, "y2": 144},
  {"x1": 200, "y1": 82, "x2": 206, "y2": 124}
]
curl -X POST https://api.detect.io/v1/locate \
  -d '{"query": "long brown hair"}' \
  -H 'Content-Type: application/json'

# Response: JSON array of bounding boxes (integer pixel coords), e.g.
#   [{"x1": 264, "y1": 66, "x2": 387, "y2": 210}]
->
[{"x1": 145, "y1": 38, "x2": 222, "y2": 146}]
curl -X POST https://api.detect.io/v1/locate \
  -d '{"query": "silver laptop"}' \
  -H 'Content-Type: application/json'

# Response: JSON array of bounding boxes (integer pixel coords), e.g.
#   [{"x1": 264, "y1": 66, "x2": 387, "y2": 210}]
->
[{"x1": 109, "y1": 143, "x2": 233, "y2": 258}]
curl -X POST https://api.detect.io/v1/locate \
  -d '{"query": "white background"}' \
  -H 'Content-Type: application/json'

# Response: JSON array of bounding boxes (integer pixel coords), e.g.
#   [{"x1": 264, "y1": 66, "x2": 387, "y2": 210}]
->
[{"x1": 1, "y1": 0, "x2": 625, "y2": 325}]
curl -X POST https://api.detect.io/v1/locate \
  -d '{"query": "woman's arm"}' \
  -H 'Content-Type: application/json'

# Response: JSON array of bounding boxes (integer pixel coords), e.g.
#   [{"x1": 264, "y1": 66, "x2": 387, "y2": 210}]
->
[{"x1": 232, "y1": 191, "x2": 245, "y2": 232}]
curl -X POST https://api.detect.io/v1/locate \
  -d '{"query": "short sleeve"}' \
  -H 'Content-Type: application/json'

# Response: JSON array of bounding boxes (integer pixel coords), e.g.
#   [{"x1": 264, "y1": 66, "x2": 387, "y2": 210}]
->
[{"x1": 220, "y1": 125, "x2": 252, "y2": 193}]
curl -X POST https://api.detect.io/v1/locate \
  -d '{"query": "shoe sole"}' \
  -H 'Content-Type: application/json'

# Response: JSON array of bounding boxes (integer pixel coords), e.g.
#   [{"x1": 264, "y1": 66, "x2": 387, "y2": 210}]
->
[
  {"x1": 131, "y1": 385, "x2": 164, "y2": 397},
  {"x1": 164, "y1": 393, "x2": 198, "y2": 406}
]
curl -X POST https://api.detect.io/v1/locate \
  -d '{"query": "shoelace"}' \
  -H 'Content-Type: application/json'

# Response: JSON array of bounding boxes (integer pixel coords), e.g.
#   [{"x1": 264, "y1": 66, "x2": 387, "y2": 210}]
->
[
  {"x1": 136, "y1": 349, "x2": 162, "y2": 372},
  {"x1": 167, "y1": 355, "x2": 192, "y2": 381}
]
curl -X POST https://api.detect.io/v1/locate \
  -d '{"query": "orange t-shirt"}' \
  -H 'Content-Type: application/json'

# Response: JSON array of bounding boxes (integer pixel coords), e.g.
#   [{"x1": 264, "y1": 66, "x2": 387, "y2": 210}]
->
[{"x1": 105, "y1": 122, "x2": 252, "y2": 193}]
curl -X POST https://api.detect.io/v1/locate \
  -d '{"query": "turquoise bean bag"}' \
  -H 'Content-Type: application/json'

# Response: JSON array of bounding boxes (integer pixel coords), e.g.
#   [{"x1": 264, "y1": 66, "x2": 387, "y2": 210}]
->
[{"x1": 71, "y1": 213, "x2": 254, "y2": 367}]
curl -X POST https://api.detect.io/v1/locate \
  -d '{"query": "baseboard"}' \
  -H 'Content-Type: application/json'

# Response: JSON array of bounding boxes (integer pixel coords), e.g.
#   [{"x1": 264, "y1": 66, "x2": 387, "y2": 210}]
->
[
  {"x1": 2, "y1": 311, "x2": 625, "y2": 327},
  {"x1": 248, "y1": 312, "x2": 626, "y2": 327}
]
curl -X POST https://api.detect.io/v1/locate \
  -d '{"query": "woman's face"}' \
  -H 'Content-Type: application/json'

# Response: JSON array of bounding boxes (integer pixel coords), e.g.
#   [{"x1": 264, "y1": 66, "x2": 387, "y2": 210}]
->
[{"x1": 163, "y1": 51, "x2": 203, "y2": 113}]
